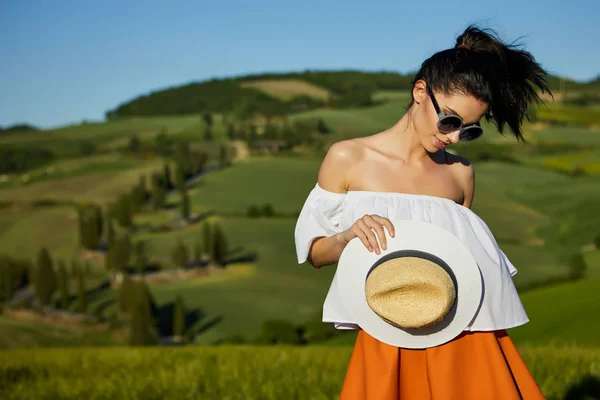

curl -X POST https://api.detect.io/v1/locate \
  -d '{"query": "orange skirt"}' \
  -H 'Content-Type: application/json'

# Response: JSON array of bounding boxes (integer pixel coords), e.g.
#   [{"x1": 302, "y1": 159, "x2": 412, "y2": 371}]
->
[{"x1": 339, "y1": 329, "x2": 545, "y2": 400}]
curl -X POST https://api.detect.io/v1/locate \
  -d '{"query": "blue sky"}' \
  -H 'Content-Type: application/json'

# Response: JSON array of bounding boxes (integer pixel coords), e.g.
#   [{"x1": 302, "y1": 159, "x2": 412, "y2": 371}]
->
[{"x1": 1, "y1": 0, "x2": 599, "y2": 128}]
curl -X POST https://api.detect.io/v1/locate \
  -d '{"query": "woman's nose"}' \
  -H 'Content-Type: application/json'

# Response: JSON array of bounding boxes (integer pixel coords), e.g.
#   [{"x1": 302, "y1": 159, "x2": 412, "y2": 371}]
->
[{"x1": 447, "y1": 131, "x2": 461, "y2": 143}]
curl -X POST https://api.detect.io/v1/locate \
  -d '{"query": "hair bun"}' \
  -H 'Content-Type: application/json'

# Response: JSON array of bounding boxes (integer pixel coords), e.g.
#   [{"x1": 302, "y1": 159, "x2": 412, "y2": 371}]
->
[{"x1": 454, "y1": 26, "x2": 502, "y2": 54}]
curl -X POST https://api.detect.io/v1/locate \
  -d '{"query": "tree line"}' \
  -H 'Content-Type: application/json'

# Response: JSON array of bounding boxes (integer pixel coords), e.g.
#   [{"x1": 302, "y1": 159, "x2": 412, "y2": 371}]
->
[{"x1": 104, "y1": 71, "x2": 419, "y2": 121}]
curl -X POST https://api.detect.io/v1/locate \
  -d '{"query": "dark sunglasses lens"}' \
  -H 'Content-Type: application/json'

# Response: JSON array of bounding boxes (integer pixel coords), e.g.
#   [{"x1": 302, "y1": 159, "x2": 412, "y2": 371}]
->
[
  {"x1": 460, "y1": 126, "x2": 483, "y2": 141},
  {"x1": 438, "y1": 116, "x2": 462, "y2": 133}
]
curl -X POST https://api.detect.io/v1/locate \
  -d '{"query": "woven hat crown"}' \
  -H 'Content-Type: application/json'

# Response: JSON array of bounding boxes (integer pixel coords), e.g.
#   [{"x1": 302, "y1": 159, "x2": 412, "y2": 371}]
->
[{"x1": 365, "y1": 256, "x2": 456, "y2": 329}]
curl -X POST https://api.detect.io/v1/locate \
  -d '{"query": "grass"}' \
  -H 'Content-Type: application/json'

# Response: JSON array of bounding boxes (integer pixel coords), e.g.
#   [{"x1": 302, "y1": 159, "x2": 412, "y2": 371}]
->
[
  {"x1": 0, "y1": 206, "x2": 80, "y2": 263},
  {"x1": 372, "y1": 90, "x2": 412, "y2": 103},
  {"x1": 188, "y1": 157, "x2": 321, "y2": 214},
  {"x1": 0, "y1": 313, "x2": 120, "y2": 349},
  {"x1": 517, "y1": 149, "x2": 600, "y2": 176},
  {"x1": 240, "y1": 79, "x2": 332, "y2": 101},
  {"x1": 1, "y1": 155, "x2": 596, "y2": 346},
  {"x1": 1, "y1": 107, "x2": 599, "y2": 352},
  {"x1": 0, "y1": 116, "x2": 202, "y2": 158},
  {"x1": 0, "y1": 345, "x2": 598, "y2": 399},
  {"x1": 132, "y1": 216, "x2": 334, "y2": 344},
  {"x1": 0, "y1": 158, "x2": 164, "y2": 205},
  {"x1": 509, "y1": 278, "x2": 600, "y2": 347},
  {"x1": 527, "y1": 124, "x2": 600, "y2": 145},
  {"x1": 537, "y1": 102, "x2": 600, "y2": 126}
]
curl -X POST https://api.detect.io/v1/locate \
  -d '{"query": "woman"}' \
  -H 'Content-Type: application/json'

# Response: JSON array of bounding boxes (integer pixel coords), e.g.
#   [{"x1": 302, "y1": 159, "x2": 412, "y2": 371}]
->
[{"x1": 294, "y1": 26, "x2": 551, "y2": 399}]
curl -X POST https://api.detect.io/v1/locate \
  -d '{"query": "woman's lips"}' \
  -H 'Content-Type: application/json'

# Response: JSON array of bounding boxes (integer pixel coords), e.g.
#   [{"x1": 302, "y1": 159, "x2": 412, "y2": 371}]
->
[{"x1": 435, "y1": 136, "x2": 447, "y2": 149}]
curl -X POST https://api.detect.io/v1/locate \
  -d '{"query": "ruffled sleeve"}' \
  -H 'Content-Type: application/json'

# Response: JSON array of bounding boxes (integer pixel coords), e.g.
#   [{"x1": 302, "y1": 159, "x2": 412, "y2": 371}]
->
[
  {"x1": 294, "y1": 183, "x2": 346, "y2": 264},
  {"x1": 500, "y1": 249, "x2": 518, "y2": 277}
]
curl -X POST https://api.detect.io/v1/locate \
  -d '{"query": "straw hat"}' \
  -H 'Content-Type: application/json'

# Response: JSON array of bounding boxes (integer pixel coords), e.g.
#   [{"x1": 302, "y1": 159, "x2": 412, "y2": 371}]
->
[{"x1": 336, "y1": 220, "x2": 483, "y2": 349}]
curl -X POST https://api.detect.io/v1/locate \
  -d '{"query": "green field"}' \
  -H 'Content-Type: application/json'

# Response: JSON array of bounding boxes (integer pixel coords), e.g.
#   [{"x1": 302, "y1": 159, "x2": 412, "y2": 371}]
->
[
  {"x1": 1, "y1": 83, "x2": 600, "y2": 355},
  {"x1": 0, "y1": 157, "x2": 164, "y2": 205},
  {"x1": 0, "y1": 344, "x2": 598, "y2": 399},
  {"x1": 1, "y1": 151, "x2": 599, "y2": 345},
  {"x1": 0, "y1": 313, "x2": 120, "y2": 349},
  {"x1": 187, "y1": 157, "x2": 321, "y2": 214},
  {"x1": 86, "y1": 215, "x2": 333, "y2": 344},
  {"x1": 240, "y1": 79, "x2": 332, "y2": 101},
  {"x1": 537, "y1": 102, "x2": 600, "y2": 126},
  {"x1": 0, "y1": 116, "x2": 202, "y2": 157}
]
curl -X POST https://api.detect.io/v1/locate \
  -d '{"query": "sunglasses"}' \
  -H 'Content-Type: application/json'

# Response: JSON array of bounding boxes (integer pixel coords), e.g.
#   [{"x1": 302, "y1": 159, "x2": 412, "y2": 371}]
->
[{"x1": 425, "y1": 83, "x2": 483, "y2": 141}]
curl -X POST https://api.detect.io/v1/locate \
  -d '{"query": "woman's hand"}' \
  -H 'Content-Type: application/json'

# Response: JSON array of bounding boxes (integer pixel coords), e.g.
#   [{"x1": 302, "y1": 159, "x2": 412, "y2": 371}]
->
[{"x1": 338, "y1": 214, "x2": 395, "y2": 255}]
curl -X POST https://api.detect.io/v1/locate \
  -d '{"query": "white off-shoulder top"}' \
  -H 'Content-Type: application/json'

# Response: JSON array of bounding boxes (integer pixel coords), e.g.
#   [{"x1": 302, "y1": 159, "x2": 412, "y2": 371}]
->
[{"x1": 294, "y1": 183, "x2": 529, "y2": 332}]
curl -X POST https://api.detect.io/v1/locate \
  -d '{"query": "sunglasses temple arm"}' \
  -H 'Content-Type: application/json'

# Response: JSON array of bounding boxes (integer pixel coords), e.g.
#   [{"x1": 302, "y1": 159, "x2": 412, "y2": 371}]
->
[{"x1": 426, "y1": 85, "x2": 445, "y2": 118}]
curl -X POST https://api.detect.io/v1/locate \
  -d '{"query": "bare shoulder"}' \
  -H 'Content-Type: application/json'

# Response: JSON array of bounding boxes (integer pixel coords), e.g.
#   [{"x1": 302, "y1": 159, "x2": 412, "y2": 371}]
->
[
  {"x1": 447, "y1": 152, "x2": 474, "y2": 176},
  {"x1": 318, "y1": 139, "x2": 366, "y2": 193},
  {"x1": 446, "y1": 152, "x2": 475, "y2": 207}
]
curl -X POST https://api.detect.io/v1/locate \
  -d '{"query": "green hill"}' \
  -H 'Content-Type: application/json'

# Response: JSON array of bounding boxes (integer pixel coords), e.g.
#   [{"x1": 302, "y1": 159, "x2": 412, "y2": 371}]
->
[
  {"x1": 0, "y1": 77, "x2": 599, "y2": 353},
  {"x1": 104, "y1": 70, "x2": 600, "y2": 122}
]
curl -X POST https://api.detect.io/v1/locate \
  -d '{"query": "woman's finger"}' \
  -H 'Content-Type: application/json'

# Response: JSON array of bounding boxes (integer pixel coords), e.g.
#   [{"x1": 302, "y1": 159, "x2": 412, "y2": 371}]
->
[
  {"x1": 357, "y1": 219, "x2": 381, "y2": 254},
  {"x1": 362, "y1": 215, "x2": 387, "y2": 251},
  {"x1": 351, "y1": 225, "x2": 372, "y2": 252},
  {"x1": 371, "y1": 215, "x2": 395, "y2": 238}
]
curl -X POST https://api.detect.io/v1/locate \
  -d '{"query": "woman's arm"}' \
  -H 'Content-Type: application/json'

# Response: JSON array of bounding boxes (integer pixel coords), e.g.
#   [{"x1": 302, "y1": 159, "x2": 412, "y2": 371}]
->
[
  {"x1": 461, "y1": 162, "x2": 475, "y2": 209},
  {"x1": 308, "y1": 141, "x2": 395, "y2": 268}
]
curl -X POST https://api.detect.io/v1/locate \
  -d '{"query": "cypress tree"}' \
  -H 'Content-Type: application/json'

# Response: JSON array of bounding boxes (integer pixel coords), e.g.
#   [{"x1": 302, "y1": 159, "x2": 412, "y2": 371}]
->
[
  {"x1": 192, "y1": 151, "x2": 208, "y2": 175},
  {"x1": 568, "y1": 253, "x2": 588, "y2": 281},
  {"x1": 219, "y1": 144, "x2": 229, "y2": 167},
  {"x1": 128, "y1": 281, "x2": 159, "y2": 346},
  {"x1": 163, "y1": 163, "x2": 173, "y2": 190},
  {"x1": 139, "y1": 175, "x2": 148, "y2": 201},
  {"x1": 180, "y1": 188, "x2": 190, "y2": 220},
  {"x1": 113, "y1": 234, "x2": 132, "y2": 273},
  {"x1": 133, "y1": 241, "x2": 147, "y2": 275},
  {"x1": 35, "y1": 247, "x2": 57, "y2": 306},
  {"x1": 118, "y1": 273, "x2": 134, "y2": 313},
  {"x1": 227, "y1": 123, "x2": 236, "y2": 140},
  {"x1": 173, "y1": 294, "x2": 186, "y2": 339},
  {"x1": 212, "y1": 223, "x2": 228, "y2": 266},
  {"x1": 204, "y1": 126, "x2": 213, "y2": 141},
  {"x1": 76, "y1": 264, "x2": 87, "y2": 313},
  {"x1": 172, "y1": 239, "x2": 188, "y2": 268},
  {"x1": 175, "y1": 165, "x2": 186, "y2": 192},
  {"x1": 129, "y1": 303, "x2": 146, "y2": 346},
  {"x1": 128, "y1": 134, "x2": 141, "y2": 152},
  {"x1": 317, "y1": 118, "x2": 331, "y2": 134},
  {"x1": 104, "y1": 209, "x2": 115, "y2": 247},
  {"x1": 131, "y1": 184, "x2": 143, "y2": 214},
  {"x1": 151, "y1": 173, "x2": 166, "y2": 211},
  {"x1": 78, "y1": 203, "x2": 103, "y2": 250},
  {"x1": 115, "y1": 194, "x2": 133, "y2": 228},
  {"x1": 194, "y1": 239, "x2": 203, "y2": 265},
  {"x1": 203, "y1": 221, "x2": 213, "y2": 262},
  {"x1": 57, "y1": 260, "x2": 69, "y2": 309},
  {"x1": 104, "y1": 247, "x2": 113, "y2": 273}
]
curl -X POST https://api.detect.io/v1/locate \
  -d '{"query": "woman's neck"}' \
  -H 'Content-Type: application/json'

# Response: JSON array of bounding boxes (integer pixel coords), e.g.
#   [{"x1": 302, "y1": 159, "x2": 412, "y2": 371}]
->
[{"x1": 383, "y1": 111, "x2": 433, "y2": 164}]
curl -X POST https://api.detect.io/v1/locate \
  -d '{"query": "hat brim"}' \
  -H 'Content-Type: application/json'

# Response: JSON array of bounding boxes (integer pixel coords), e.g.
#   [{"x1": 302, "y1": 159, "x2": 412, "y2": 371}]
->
[{"x1": 336, "y1": 219, "x2": 483, "y2": 349}]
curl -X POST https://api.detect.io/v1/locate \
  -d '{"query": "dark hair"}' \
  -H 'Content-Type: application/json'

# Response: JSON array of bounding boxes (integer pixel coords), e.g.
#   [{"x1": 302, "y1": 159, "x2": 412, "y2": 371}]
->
[{"x1": 410, "y1": 25, "x2": 552, "y2": 141}]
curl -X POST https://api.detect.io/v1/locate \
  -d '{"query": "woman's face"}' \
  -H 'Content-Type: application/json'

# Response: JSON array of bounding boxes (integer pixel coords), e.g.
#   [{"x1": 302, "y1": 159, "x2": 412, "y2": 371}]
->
[{"x1": 412, "y1": 80, "x2": 488, "y2": 153}]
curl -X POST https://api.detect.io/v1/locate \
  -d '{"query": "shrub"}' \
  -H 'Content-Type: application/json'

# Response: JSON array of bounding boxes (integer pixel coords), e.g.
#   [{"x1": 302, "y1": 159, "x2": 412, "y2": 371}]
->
[
  {"x1": 35, "y1": 248, "x2": 57, "y2": 306},
  {"x1": 567, "y1": 253, "x2": 588, "y2": 281},
  {"x1": 247, "y1": 205, "x2": 261, "y2": 218},
  {"x1": 262, "y1": 203, "x2": 274, "y2": 217},
  {"x1": 257, "y1": 319, "x2": 303, "y2": 344}
]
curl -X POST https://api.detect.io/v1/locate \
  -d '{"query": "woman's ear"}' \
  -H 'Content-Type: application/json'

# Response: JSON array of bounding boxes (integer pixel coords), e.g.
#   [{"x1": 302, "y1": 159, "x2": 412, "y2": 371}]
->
[{"x1": 412, "y1": 79, "x2": 427, "y2": 105}]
